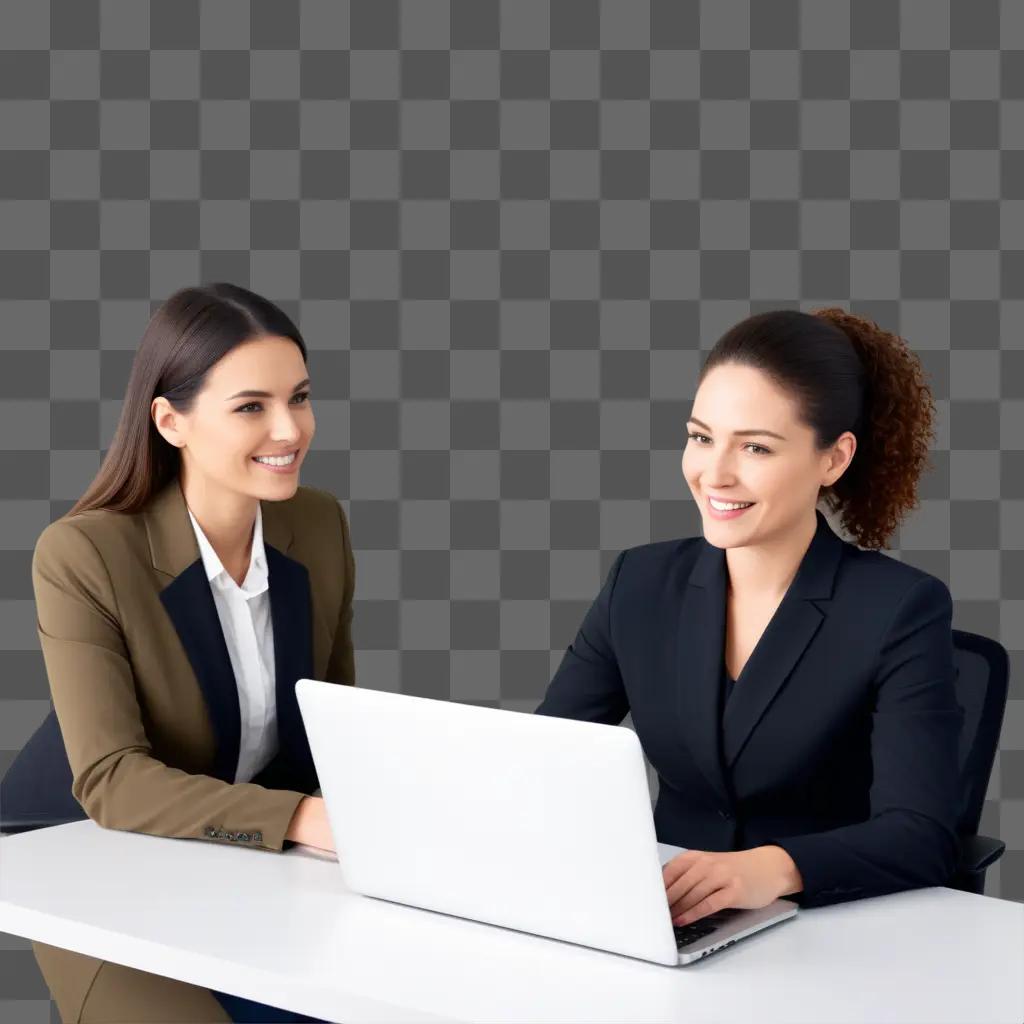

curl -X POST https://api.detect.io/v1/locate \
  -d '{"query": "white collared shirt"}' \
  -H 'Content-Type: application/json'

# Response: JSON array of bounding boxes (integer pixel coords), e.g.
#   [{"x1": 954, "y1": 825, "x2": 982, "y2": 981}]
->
[{"x1": 185, "y1": 502, "x2": 278, "y2": 784}]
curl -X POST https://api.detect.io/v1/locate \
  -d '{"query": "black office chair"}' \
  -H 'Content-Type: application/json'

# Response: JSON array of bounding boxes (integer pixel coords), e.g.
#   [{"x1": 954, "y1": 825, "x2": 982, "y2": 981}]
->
[
  {"x1": 0, "y1": 706, "x2": 86, "y2": 835},
  {"x1": 1, "y1": 631, "x2": 1011, "y2": 896},
  {"x1": 945, "y1": 628, "x2": 1009, "y2": 895}
]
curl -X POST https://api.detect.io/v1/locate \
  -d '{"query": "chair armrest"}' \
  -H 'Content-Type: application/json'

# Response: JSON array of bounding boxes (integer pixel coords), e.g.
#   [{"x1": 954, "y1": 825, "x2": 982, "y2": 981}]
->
[{"x1": 957, "y1": 833, "x2": 1005, "y2": 874}]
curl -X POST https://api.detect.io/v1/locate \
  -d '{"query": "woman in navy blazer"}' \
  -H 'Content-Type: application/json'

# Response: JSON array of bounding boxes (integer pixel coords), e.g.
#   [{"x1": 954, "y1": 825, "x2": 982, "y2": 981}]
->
[{"x1": 537, "y1": 307, "x2": 964, "y2": 930}]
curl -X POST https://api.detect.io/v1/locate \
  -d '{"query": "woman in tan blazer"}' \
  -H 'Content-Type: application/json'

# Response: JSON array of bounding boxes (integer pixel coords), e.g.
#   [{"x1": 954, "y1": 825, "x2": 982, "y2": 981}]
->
[{"x1": 28, "y1": 283, "x2": 353, "y2": 1023}]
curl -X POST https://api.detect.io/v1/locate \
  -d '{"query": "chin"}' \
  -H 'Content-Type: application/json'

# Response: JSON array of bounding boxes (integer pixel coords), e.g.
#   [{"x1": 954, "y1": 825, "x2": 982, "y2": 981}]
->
[
  {"x1": 702, "y1": 530, "x2": 747, "y2": 551},
  {"x1": 700, "y1": 512, "x2": 761, "y2": 548},
  {"x1": 248, "y1": 474, "x2": 301, "y2": 499},
  {"x1": 262, "y1": 477, "x2": 301, "y2": 494}
]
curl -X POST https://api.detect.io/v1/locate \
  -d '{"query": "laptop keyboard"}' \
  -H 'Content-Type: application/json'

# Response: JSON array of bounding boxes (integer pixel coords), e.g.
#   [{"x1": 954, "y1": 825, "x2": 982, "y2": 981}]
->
[{"x1": 673, "y1": 908, "x2": 744, "y2": 948}]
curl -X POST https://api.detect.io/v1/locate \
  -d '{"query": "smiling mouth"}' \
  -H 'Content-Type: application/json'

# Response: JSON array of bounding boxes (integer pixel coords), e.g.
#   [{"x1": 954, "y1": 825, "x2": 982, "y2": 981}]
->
[
  {"x1": 252, "y1": 448, "x2": 299, "y2": 464},
  {"x1": 708, "y1": 497, "x2": 755, "y2": 511}
]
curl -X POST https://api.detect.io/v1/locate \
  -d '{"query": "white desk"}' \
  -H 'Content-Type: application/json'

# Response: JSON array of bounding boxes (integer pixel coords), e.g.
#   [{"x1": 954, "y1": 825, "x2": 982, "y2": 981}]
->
[{"x1": 1, "y1": 821, "x2": 1021, "y2": 1024}]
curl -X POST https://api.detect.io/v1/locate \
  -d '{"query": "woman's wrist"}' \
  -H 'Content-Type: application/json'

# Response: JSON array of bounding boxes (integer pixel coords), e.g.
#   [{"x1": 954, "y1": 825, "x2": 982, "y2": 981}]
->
[
  {"x1": 284, "y1": 795, "x2": 334, "y2": 851},
  {"x1": 764, "y1": 844, "x2": 804, "y2": 897},
  {"x1": 285, "y1": 795, "x2": 313, "y2": 844}
]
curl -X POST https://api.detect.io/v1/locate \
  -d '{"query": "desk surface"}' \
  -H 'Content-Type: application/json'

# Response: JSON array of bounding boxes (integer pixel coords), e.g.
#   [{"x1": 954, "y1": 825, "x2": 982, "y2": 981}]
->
[{"x1": 1, "y1": 821, "x2": 1022, "y2": 1024}]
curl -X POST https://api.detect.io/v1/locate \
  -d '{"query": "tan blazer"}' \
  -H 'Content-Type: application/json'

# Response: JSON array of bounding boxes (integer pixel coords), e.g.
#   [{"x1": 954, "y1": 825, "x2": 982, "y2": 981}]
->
[{"x1": 31, "y1": 474, "x2": 355, "y2": 853}]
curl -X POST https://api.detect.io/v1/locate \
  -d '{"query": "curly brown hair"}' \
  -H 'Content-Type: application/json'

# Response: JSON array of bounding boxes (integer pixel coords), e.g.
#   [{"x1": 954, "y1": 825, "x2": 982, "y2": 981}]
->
[{"x1": 700, "y1": 307, "x2": 937, "y2": 550}]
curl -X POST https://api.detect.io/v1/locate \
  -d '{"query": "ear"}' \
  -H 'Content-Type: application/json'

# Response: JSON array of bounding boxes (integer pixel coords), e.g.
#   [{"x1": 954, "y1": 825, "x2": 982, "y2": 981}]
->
[
  {"x1": 151, "y1": 396, "x2": 185, "y2": 449},
  {"x1": 822, "y1": 431, "x2": 857, "y2": 487}
]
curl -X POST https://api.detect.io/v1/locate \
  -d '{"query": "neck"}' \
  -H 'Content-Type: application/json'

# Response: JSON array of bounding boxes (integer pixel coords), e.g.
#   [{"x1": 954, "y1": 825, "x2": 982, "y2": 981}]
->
[
  {"x1": 178, "y1": 469, "x2": 257, "y2": 567},
  {"x1": 725, "y1": 507, "x2": 819, "y2": 602}
]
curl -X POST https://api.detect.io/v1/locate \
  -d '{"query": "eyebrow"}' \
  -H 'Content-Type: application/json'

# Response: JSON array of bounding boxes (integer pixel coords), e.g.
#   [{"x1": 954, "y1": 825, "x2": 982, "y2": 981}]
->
[
  {"x1": 225, "y1": 378, "x2": 311, "y2": 401},
  {"x1": 686, "y1": 416, "x2": 787, "y2": 442}
]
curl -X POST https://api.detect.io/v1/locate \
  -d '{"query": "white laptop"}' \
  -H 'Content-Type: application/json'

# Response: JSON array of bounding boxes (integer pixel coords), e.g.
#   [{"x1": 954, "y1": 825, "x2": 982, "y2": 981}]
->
[{"x1": 294, "y1": 679, "x2": 798, "y2": 966}]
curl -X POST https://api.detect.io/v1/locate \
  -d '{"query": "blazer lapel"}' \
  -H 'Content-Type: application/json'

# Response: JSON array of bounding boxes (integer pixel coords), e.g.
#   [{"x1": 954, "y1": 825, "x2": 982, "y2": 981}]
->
[
  {"x1": 263, "y1": 544, "x2": 317, "y2": 790},
  {"x1": 676, "y1": 538, "x2": 732, "y2": 810},
  {"x1": 676, "y1": 509, "x2": 846, "y2": 802},
  {"x1": 145, "y1": 477, "x2": 316, "y2": 789},
  {"x1": 158, "y1": 562, "x2": 241, "y2": 782}
]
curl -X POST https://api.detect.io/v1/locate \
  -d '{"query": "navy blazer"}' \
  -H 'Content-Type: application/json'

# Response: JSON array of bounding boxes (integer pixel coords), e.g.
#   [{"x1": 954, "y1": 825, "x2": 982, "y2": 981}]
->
[{"x1": 536, "y1": 509, "x2": 964, "y2": 909}]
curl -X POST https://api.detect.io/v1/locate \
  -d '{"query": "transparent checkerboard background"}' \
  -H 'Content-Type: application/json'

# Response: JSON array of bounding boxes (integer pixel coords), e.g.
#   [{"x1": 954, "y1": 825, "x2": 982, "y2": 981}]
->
[{"x1": 2, "y1": 1, "x2": 1023, "y2": 1019}]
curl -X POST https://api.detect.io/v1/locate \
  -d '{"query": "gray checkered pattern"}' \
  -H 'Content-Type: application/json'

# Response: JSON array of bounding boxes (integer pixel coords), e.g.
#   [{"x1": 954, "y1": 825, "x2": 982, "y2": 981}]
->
[{"x1": 1, "y1": 1, "x2": 1022, "y2": 1018}]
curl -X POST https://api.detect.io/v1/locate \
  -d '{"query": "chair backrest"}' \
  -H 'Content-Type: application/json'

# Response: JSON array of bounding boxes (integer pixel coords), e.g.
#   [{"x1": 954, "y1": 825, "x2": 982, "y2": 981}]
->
[
  {"x1": 951, "y1": 629, "x2": 1009, "y2": 838},
  {"x1": 0, "y1": 705, "x2": 86, "y2": 834}
]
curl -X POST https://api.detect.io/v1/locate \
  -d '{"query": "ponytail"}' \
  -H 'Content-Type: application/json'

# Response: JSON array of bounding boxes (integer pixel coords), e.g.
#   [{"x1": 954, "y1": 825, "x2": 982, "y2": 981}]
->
[{"x1": 811, "y1": 307, "x2": 937, "y2": 550}]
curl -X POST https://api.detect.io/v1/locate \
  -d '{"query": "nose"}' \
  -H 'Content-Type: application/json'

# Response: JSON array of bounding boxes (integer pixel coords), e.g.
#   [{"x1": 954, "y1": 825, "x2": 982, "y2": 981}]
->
[
  {"x1": 269, "y1": 405, "x2": 305, "y2": 444},
  {"x1": 702, "y1": 447, "x2": 740, "y2": 487}
]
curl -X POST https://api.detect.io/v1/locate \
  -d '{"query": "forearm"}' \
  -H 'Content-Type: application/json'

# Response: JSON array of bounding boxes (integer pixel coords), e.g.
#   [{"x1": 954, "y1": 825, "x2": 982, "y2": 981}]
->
[
  {"x1": 75, "y1": 749, "x2": 307, "y2": 852},
  {"x1": 766, "y1": 809, "x2": 959, "y2": 907}
]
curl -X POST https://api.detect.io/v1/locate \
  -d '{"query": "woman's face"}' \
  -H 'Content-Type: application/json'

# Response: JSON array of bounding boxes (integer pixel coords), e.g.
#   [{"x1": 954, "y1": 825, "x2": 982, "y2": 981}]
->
[
  {"x1": 681, "y1": 362, "x2": 854, "y2": 550},
  {"x1": 152, "y1": 335, "x2": 315, "y2": 501}
]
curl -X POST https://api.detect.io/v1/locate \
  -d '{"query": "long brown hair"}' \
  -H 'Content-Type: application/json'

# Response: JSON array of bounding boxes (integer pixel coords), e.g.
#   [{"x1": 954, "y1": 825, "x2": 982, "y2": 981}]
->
[
  {"x1": 701, "y1": 307, "x2": 936, "y2": 550},
  {"x1": 66, "y1": 283, "x2": 309, "y2": 519}
]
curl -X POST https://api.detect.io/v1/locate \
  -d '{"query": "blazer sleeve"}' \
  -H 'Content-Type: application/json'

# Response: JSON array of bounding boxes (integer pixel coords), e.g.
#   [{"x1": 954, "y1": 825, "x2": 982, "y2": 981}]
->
[
  {"x1": 32, "y1": 519, "x2": 307, "y2": 853},
  {"x1": 323, "y1": 497, "x2": 356, "y2": 687},
  {"x1": 534, "y1": 549, "x2": 630, "y2": 724},
  {"x1": 766, "y1": 575, "x2": 964, "y2": 908}
]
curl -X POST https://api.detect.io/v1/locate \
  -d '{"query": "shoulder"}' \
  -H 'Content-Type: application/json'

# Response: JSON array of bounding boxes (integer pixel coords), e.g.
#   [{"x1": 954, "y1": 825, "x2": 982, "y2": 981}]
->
[
  {"x1": 33, "y1": 508, "x2": 132, "y2": 569},
  {"x1": 31, "y1": 513, "x2": 130, "y2": 616},
  {"x1": 839, "y1": 545, "x2": 953, "y2": 620},
  {"x1": 842, "y1": 545, "x2": 941, "y2": 586},
  {"x1": 271, "y1": 485, "x2": 351, "y2": 555},
  {"x1": 620, "y1": 534, "x2": 703, "y2": 568},
  {"x1": 612, "y1": 530, "x2": 951, "y2": 612},
  {"x1": 275, "y1": 484, "x2": 344, "y2": 524},
  {"x1": 278, "y1": 481, "x2": 346, "y2": 532},
  {"x1": 612, "y1": 534, "x2": 705, "y2": 586}
]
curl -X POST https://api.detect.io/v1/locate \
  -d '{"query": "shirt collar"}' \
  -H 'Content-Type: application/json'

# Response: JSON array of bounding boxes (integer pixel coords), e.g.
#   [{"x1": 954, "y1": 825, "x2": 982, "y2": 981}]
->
[{"x1": 185, "y1": 502, "x2": 268, "y2": 596}]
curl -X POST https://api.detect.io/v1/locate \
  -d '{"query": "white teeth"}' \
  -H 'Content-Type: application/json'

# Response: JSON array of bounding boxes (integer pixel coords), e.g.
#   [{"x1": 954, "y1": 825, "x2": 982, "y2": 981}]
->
[
  {"x1": 253, "y1": 451, "x2": 296, "y2": 466},
  {"x1": 710, "y1": 498, "x2": 753, "y2": 511}
]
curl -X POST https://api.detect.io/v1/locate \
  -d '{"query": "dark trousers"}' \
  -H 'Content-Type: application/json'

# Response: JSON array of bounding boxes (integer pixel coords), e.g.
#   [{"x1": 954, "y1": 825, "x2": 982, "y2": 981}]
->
[{"x1": 211, "y1": 989, "x2": 332, "y2": 1023}]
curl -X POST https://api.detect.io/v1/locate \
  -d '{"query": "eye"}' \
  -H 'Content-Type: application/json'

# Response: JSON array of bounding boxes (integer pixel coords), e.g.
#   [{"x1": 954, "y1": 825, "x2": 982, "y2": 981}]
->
[
  {"x1": 686, "y1": 432, "x2": 771, "y2": 456},
  {"x1": 236, "y1": 391, "x2": 311, "y2": 414}
]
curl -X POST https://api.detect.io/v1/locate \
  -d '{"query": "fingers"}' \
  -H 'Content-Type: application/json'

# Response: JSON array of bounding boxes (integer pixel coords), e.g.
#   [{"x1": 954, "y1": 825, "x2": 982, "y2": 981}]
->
[
  {"x1": 665, "y1": 853, "x2": 718, "y2": 907},
  {"x1": 674, "y1": 888, "x2": 730, "y2": 927},
  {"x1": 670, "y1": 876, "x2": 720, "y2": 924},
  {"x1": 663, "y1": 851, "x2": 736, "y2": 926},
  {"x1": 665, "y1": 862, "x2": 700, "y2": 908},
  {"x1": 661, "y1": 850, "x2": 697, "y2": 888}
]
